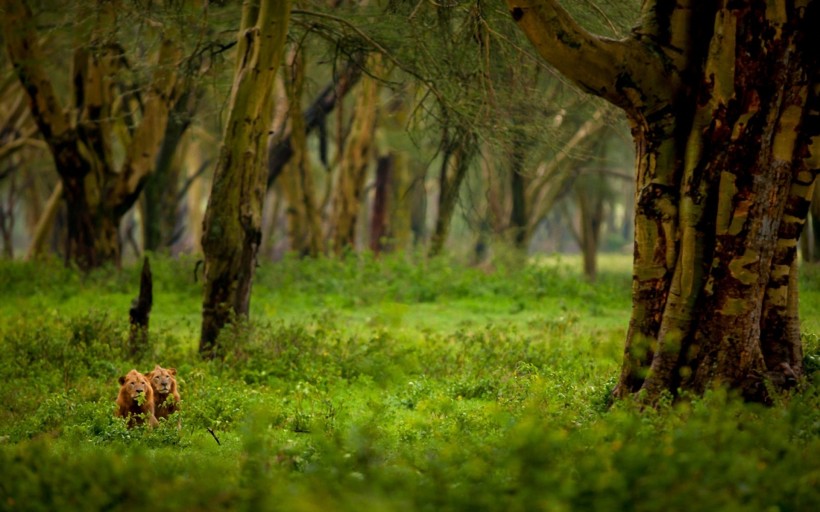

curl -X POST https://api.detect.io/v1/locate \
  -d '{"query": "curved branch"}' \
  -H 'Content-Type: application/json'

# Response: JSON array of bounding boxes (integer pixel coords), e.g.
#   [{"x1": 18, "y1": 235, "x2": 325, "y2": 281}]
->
[
  {"x1": 111, "y1": 37, "x2": 185, "y2": 217},
  {"x1": 290, "y1": 9, "x2": 447, "y2": 107},
  {"x1": 506, "y1": 0, "x2": 670, "y2": 114},
  {"x1": 1, "y1": 0, "x2": 71, "y2": 143}
]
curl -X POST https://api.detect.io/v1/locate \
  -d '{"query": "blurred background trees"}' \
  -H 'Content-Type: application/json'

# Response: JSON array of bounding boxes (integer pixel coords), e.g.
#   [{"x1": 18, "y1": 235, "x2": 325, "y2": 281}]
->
[{"x1": 0, "y1": 0, "x2": 641, "y2": 280}]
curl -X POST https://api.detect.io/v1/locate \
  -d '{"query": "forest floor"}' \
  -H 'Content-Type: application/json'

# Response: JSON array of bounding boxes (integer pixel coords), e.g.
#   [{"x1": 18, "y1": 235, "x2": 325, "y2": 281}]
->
[{"x1": 0, "y1": 253, "x2": 818, "y2": 511}]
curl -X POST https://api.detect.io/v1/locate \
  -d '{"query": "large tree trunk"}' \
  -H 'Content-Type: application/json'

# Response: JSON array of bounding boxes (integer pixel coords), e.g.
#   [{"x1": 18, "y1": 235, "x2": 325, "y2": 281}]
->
[
  {"x1": 2, "y1": 0, "x2": 185, "y2": 270},
  {"x1": 509, "y1": 0, "x2": 819, "y2": 403},
  {"x1": 200, "y1": 0, "x2": 291, "y2": 357}
]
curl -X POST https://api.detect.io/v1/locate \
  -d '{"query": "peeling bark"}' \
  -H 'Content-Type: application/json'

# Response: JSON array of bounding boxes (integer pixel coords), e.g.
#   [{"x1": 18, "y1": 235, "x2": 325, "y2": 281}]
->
[
  {"x1": 510, "y1": 0, "x2": 819, "y2": 403},
  {"x1": 2, "y1": 0, "x2": 186, "y2": 270},
  {"x1": 200, "y1": 0, "x2": 291, "y2": 357}
]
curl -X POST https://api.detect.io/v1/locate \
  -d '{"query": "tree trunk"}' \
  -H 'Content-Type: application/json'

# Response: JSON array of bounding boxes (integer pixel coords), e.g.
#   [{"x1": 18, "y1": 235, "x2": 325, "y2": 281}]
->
[
  {"x1": 806, "y1": 185, "x2": 820, "y2": 262},
  {"x1": 370, "y1": 153, "x2": 393, "y2": 254},
  {"x1": 200, "y1": 0, "x2": 291, "y2": 357},
  {"x1": 509, "y1": 0, "x2": 819, "y2": 403},
  {"x1": 128, "y1": 256, "x2": 153, "y2": 357},
  {"x1": 280, "y1": 49, "x2": 322, "y2": 256},
  {"x1": 266, "y1": 59, "x2": 362, "y2": 189},
  {"x1": 429, "y1": 132, "x2": 474, "y2": 258},
  {"x1": 509, "y1": 150, "x2": 528, "y2": 250},
  {"x1": 522, "y1": 111, "x2": 605, "y2": 248},
  {"x1": 0, "y1": 170, "x2": 16, "y2": 258},
  {"x1": 2, "y1": 0, "x2": 186, "y2": 270},
  {"x1": 26, "y1": 181, "x2": 62, "y2": 260},
  {"x1": 387, "y1": 151, "x2": 412, "y2": 253},
  {"x1": 143, "y1": 90, "x2": 198, "y2": 253},
  {"x1": 328, "y1": 56, "x2": 379, "y2": 256},
  {"x1": 410, "y1": 162, "x2": 428, "y2": 247},
  {"x1": 577, "y1": 182, "x2": 604, "y2": 282}
]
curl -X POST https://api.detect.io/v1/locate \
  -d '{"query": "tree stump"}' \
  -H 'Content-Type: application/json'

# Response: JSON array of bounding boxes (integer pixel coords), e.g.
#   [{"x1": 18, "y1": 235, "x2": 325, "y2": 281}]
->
[{"x1": 128, "y1": 257, "x2": 153, "y2": 357}]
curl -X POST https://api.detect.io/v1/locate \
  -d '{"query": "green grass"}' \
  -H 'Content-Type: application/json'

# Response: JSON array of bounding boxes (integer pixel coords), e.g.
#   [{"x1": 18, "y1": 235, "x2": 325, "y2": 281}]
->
[{"x1": 0, "y1": 253, "x2": 818, "y2": 511}]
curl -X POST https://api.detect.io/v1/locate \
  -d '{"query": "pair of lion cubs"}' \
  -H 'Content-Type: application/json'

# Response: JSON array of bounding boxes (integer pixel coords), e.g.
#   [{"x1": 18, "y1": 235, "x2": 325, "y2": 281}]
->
[{"x1": 115, "y1": 365, "x2": 180, "y2": 428}]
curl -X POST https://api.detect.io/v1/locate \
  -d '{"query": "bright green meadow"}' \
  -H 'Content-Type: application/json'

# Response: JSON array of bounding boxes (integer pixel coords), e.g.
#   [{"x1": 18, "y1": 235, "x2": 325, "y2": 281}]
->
[{"x1": 1, "y1": 254, "x2": 819, "y2": 511}]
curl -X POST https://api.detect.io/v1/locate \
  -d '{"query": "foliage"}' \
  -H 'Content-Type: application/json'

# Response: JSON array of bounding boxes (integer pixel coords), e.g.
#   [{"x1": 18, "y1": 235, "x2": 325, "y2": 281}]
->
[{"x1": 0, "y1": 255, "x2": 819, "y2": 510}]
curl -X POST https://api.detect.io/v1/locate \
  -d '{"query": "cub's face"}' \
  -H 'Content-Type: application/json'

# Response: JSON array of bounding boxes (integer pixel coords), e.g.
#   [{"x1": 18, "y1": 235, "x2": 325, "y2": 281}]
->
[
  {"x1": 148, "y1": 366, "x2": 177, "y2": 395},
  {"x1": 119, "y1": 370, "x2": 149, "y2": 400}
]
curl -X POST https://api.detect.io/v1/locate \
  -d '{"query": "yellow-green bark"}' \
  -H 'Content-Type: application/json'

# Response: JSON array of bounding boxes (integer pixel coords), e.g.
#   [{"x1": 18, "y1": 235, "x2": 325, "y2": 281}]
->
[
  {"x1": 281, "y1": 49, "x2": 322, "y2": 256},
  {"x1": 329, "y1": 55, "x2": 380, "y2": 256},
  {"x1": 2, "y1": 0, "x2": 186, "y2": 270},
  {"x1": 200, "y1": 0, "x2": 291, "y2": 356},
  {"x1": 510, "y1": 0, "x2": 819, "y2": 402}
]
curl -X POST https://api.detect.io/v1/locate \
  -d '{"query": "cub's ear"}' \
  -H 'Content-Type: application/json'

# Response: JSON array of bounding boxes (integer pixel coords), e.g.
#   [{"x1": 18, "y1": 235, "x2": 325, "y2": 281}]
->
[
  {"x1": 118, "y1": 376, "x2": 126, "y2": 385},
  {"x1": 169, "y1": 368, "x2": 177, "y2": 376}
]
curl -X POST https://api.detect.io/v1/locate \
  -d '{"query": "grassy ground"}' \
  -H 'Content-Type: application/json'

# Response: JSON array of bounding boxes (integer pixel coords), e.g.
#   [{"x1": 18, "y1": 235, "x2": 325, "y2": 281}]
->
[{"x1": 0, "y1": 253, "x2": 818, "y2": 511}]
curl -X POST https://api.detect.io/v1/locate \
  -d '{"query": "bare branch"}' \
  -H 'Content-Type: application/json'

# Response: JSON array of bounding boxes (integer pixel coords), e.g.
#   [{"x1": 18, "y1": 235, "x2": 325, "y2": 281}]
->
[{"x1": 506, "y1": 0, "x2": 671, "y2": 113}]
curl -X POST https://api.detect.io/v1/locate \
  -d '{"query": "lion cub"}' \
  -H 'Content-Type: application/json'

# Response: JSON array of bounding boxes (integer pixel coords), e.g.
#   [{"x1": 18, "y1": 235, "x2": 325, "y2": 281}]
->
[
  {"x1": 146, "y1": 365, "x2": 181, "y2": 423},
  {"x1": 116, "y1": 369, "x2": 159, "y2": 428}
]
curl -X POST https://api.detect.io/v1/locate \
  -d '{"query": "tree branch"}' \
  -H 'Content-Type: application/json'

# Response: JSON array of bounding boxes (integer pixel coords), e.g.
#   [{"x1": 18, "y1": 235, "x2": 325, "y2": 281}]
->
[
  {"x1": 506, "y1": 0, "x2": 671, "y2": 113},
  {"x1": 25, "y1": 180, "x2": 63, "y2": 260},
  {"x1": 266, "y1": 59, "x2": 361, "y2": 188},
  {"x1": 111, "y1": 36, "x2": 184, "y2": 217},
  {"x1": 1, "y1": 0, "x2": 71, "y2": 144}
]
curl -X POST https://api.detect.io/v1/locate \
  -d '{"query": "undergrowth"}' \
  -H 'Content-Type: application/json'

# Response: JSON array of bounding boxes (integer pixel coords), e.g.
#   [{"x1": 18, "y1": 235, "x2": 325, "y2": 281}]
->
[{"x1": 0, "y1": 254, "x2": 818, "y2": 511}]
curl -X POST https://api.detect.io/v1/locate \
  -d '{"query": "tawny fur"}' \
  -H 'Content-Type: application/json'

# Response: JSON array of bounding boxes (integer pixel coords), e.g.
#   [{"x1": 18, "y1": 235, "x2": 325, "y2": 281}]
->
[
  {"x1": 146, "y1": 365, "x2": 181, "y2": 421},
  {"x1": 116, "y1": 369, "x2": 158, "y2": 428}
]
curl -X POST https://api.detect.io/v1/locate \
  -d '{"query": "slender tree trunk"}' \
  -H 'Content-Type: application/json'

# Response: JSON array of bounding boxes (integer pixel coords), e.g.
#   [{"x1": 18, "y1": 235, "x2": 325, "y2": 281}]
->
[
  {"x1": 410, "y1": 162, "x2": 428, "y2": 247},
  {"x1": 267, "y1": 59, "x2": 362, "y2": 189},
  {"x1": 388, "y1": 152, "x2": 412, "y2": 253},
  {"x1": 328, "y1": 56, "x2": 379, "y2": 256},
  {"x1": 509, "y1": 155, "x2": 528, "y2": 250},
  {"x1": 26, "y1": 180, "x2": 62, "y2": 260},
  {"x1": 370, "y1": 153, "x2": 393, "y2": 254},
  {"x1": 144, "y1": 90, "x2": 198, "y2": 252},
  {"x1": 806, "y1": 185, "x2": 820, "y2": 262},
  {"x1": 510, "y1": 0, "x2": 819, "y2": 403},
  {"x1": 128, "y1": 256, "x2": 153, "y2": 357},
  {"x1": 280, "y1": 49, "x2": 322, "y2": 256},
  {"x1": 0, "y1": 170, "x2": 16, "y2": 258},
  {"x1": 200, "y1": 0, "x2": 291, "y2": 357},
  {"x1": 577, "y1": 183, "x2": 603, "y2": 281},
  {"x1": 429, "y1": 134, "x2": 473, "y2": 258},
  {"x1": 377, "y1": 87, "x2": 413, "y2": 255},
  {"x1": 522, "y1": 111, "x2": 605, "y2": 248}
]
